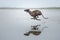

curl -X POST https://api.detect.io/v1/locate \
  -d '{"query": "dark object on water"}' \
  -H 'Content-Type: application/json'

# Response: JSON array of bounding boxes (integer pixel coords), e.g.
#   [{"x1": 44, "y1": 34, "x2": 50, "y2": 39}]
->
[
  {"x1": 31, "y1": 25, "x2": 40, "y2": 30},
  {"x1": 24, "y1": 9, "x2": 48, "y2": 20},
  {"x1": 30, "y1": 31, "x2": 41, "y2": 35},
  {"x1": 24, "y1": 31, "x2": 41, "y2": 36},
  {"x1": 24, "y1": 32, "x2": 30, "y2": 36}
]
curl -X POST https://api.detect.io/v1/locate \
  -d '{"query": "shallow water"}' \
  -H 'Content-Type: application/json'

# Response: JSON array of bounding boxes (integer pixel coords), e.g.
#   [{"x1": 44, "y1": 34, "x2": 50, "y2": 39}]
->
[{"x1": 0, "y1": 9, "x2": 60, "y2": 40}]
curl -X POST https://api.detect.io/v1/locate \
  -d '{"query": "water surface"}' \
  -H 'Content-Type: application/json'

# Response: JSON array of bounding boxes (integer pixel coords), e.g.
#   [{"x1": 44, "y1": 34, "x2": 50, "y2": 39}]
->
[{"x1": 0, "y1": 9, "x2": 60, "y2": 40}]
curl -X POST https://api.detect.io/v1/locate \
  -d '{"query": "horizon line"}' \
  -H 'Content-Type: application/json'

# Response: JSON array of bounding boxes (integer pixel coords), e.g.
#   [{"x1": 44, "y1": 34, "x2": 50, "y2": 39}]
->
[{"x1": 0, "y1": 7, "x2": 60, "y2": 9}]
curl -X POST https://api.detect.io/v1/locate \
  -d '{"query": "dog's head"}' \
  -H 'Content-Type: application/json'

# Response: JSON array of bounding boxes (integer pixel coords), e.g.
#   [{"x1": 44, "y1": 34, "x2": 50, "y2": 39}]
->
[{"x1": 24, "y1": 9, "x2": 30, "y2": 12}]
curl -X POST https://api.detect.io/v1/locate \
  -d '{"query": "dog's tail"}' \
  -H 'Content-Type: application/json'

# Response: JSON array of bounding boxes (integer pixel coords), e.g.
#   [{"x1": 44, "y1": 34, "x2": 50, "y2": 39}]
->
[{"x1": 42, "y1": 14, "x2": 48, "y2": 19}]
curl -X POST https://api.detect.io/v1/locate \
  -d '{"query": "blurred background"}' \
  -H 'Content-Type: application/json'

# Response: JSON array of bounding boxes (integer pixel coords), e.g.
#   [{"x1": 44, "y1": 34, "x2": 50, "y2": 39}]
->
[
  {"x1": 0, "y1": 0, "x2": 60, "y2": 8},
  {"x1": 0, "y1": 0, "x2": 60, "y2": 40}
]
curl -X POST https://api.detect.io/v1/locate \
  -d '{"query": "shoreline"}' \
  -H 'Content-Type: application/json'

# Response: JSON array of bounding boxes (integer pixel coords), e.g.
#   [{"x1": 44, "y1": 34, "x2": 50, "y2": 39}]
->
[{"x1": 0, "y1": 7, "x2": 60, "y2": 9}]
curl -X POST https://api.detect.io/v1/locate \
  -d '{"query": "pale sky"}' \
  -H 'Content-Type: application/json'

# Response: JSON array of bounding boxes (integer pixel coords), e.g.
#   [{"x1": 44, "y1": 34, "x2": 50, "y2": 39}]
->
[{"x1": 0, "y1": 0, "x2": 60, "y2": 8}]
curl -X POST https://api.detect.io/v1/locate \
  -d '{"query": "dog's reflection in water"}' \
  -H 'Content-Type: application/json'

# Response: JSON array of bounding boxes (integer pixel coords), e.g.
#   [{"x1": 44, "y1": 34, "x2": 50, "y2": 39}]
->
[
  {"x1": 24, "y1": 30, "x2": 41, "y2": 36},
  {"x1": 24, "y1": 25, "x2": 41, "y2": 36}
]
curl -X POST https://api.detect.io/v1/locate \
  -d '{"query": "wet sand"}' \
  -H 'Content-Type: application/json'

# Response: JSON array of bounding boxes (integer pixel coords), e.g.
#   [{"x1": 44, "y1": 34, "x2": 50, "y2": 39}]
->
[{"x1": 0, "y1": 9, "x2": 60, "y2": 40}]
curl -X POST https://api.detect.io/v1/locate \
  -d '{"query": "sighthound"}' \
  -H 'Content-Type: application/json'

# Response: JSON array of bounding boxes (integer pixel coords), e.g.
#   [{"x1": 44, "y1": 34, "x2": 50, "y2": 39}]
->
[{"x1": 24, "y1": 9, "x2": 48, "y2": 20}]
